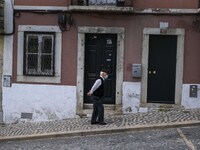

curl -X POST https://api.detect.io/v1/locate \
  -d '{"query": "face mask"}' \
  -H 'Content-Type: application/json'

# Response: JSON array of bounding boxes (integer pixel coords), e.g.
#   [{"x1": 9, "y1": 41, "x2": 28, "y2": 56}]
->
[{"x1": 104, "y1": 75, "x2": 108, "y2": 79}]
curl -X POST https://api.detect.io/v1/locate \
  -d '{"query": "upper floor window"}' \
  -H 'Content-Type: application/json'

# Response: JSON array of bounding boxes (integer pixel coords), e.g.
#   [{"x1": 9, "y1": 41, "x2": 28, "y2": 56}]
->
[
  {"x1": 24, "y1": 32, "x2": 55, "y2": 76},
  {"x1": 73, "y1": 0, "x2": 130, "y2": 6},
  {"x1": 0, "y1": 0, "x2": 4, "y2": 32},
  {"x1": 88, "y1": 0, "x2": 116, "y2": 5}
]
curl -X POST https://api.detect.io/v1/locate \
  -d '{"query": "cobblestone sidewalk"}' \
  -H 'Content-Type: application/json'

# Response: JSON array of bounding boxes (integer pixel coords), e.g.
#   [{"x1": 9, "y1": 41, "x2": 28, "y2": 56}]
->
[{"x1": 0, "y1": 108, "x2": 200, "y2": 141}]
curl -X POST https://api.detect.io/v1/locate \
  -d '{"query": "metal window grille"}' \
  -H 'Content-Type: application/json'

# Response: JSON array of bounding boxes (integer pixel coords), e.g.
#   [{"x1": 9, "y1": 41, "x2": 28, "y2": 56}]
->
[
  {"x1": 87, "y1": 0, "x2": 116, "y2": 5},
  {"x1": 0, "y1": 0, "x2": 4, "y2": 32},
  {"x1": 24, "y1": 32, "x2": 55, "y2": 76}
]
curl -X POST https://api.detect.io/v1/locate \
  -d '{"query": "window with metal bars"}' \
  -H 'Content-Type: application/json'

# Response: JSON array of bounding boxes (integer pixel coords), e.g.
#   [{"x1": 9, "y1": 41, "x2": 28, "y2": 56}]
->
[{"x1": 24, "y1": 32, "x2": 55, "y2": 76}]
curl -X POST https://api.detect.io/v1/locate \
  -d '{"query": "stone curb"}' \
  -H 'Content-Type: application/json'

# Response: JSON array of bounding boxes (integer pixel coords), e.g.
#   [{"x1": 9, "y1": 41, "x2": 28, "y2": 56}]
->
[{"x1": 0, "y1": 121, "x2": 200, "y2": 142}]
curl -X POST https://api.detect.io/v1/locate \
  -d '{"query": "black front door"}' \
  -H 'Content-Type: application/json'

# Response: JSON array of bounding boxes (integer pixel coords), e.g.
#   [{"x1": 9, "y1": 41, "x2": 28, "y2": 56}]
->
[
  {"x1": 84, "y1": 34, "x2": 117, "y2": 104},
  {"x1": 147, "y1": 35, "x2": 177, "y2": 104}
]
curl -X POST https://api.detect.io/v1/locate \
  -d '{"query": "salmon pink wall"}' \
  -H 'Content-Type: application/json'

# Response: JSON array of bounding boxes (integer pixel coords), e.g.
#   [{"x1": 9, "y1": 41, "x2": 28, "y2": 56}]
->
[
  {"x1": 13, "y1": 12, "x2": 200, "y2": 85},
  {"x1": 13, "y1": 13, "x2": 77, "y2": 85},
  {"x1": 71, "y1": 14, "x2": 200, "y2": 84},
  {"x1": 184, "y1": 31, "x2": 200, "y2": 83},
  {"x1": 15, "y1": 0, "x2": 198, "y2": 8}
]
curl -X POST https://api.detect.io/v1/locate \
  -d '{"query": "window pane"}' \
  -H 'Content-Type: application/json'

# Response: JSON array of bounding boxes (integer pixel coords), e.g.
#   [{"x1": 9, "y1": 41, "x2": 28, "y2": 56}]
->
[
  {"x1": 28, "y1": 36, "x2": 38, "y2": 53},
  {"x1": 42, "y1": 36, "x2": 52, "y2": 53},
  {"x1": 41, "y1": 55, "x2": 52, "y2": 71},
  {"x1": 27, "y1": 54, "x2": 38, "y2": 70},
  {"x1": 24, "y1": 32, "x2": 55, "y2": 76}
]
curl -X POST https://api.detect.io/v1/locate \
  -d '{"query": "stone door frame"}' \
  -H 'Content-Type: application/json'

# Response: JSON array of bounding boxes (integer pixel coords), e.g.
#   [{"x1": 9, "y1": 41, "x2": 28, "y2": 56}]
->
[
  {"x1": 141, "y1": 28, "x2": 185, "y2": 106},
  {"x1": 76, "y1": 26, "x2": 125, "y2": 115}
]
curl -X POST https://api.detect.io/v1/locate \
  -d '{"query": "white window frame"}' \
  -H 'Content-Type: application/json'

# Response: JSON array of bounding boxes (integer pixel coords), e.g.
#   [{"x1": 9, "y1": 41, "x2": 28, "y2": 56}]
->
[{"x1": 17, "y1": 25, "x2": 62, "y2": 83}]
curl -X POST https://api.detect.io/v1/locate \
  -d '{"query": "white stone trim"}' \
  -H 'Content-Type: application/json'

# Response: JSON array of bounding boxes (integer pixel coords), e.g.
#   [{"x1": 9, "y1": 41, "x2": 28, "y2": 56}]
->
[
  {"x1": 76, "y1": 26, "x2": 125, "y2": 115},
  {"x1": 14, "y1": 6, "x2": 69, "y2": 11},
  {"x1": 14, "y1": 5, "x2": 200, "y2": 15},
  {"x1": 17, "y1": 25, "x2": 62, "y2": 83},
  {"x1": 18, "y1": 25, "x2": 61, "y2": 32},
  {"x1": 3, "y1": 36, "x2": 13, "y2": 76},
  {"x1": 134, "y1": 8, "x2": 200, "y2": 14},
  {"x1": 141, "y1": 28, "x2": 185, "y2": 106}
]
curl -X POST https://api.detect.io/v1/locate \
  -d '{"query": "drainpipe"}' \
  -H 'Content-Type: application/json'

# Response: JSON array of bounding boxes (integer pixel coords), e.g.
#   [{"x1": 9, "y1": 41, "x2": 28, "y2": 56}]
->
[{"x1": 0, "y1": 0, "x2": 15, "y2": 36}]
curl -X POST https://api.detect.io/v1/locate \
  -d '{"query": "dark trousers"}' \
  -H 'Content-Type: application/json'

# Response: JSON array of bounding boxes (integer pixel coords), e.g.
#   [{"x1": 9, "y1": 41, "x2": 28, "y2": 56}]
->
[{"x1": 91, "y1": 95, "x2": 104, "y2": 123}]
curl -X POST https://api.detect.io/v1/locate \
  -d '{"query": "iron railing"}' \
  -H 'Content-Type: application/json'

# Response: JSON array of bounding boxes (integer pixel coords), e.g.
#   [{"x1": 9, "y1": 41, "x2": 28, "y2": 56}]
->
[
  {"x1": 72, "y1": 0, "x2": 133, "y2": 7},
  {"x1": 0, "y1": 0, "x2": 4, "y2": 33}
]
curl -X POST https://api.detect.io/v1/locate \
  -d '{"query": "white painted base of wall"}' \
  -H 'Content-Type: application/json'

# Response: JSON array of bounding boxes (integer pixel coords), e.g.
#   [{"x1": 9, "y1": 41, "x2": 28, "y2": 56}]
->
[
  {"x1": 3, "y1": 83, "x2": 200, "y2": 124},
  {"x1": 3, "y1": 84, "x2": 77, "y2": 124},
  {"x1": 182, "y1": 84, "x2": 200, "y2": 109},
  {"x1": 122, "y1": 82, "x2": 141, "y2": 114},
  {"x1": 122, "y1": 82, "x2": 200, "y2": 113},
  {"x1": 0, "y1": 112, "x2": 3, "y2": 123}
]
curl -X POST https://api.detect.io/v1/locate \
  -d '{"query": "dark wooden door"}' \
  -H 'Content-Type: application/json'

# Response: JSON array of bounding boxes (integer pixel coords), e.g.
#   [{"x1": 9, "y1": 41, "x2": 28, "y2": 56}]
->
[
  {"x1": 147, "y1": 35, "x2": 177, "y2": 104},
  {"x1": 84, "y1": 34, "x2": 117, "y2": 104}
]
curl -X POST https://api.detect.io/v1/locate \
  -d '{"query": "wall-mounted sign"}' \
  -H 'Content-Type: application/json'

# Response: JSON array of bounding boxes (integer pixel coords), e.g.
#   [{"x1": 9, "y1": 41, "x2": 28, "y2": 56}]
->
[{"x1": 3, "y1": 75, "x2": 11, "y2": 87}]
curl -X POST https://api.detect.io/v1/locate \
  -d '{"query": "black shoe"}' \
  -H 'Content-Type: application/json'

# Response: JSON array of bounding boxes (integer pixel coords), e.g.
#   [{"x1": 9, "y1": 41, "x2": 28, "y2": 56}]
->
[
  {"x1": 98, "y1": 122, "x2": 107, "y2": 125},
  {"x1": 91, "y1": 122, "x2": 99, "y2": 125}
]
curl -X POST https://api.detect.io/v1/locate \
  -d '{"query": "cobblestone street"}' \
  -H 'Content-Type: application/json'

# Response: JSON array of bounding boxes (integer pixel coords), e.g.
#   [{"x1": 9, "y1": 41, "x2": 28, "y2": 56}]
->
[
  {"x1": 1, "y1": 126, "x2": 200, "y2": 150},
  {"x1": 0, "y1": 108, "x2": 200, "y2": 141}
]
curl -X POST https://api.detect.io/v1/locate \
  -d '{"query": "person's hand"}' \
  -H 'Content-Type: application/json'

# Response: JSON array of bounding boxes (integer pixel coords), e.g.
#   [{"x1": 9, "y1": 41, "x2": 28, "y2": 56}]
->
[{"x1": 87, "y1": 90, "x2": 92, "y2": 96}]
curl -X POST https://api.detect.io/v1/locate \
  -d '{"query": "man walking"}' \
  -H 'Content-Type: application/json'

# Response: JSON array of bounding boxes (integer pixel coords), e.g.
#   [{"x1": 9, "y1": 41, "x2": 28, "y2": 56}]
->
[{"x1": 87, "y1": 69, "x2": 108, "y2": 125}]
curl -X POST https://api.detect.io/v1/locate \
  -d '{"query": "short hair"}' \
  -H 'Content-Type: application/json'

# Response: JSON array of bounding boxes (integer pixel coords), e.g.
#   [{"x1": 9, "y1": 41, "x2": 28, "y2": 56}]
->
[{"x1": 101, "y1": 69, "x2": 108, "y2": 74}]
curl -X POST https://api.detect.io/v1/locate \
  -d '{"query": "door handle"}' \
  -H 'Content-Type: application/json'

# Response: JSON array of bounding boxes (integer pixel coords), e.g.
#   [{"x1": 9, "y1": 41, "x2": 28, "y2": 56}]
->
[{"x1": 148, "y1": 70, "x2": 156, "y2": 74}]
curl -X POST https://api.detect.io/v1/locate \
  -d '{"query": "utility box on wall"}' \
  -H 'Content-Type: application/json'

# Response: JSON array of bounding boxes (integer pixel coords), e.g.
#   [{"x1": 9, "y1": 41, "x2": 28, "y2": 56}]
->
[
  {"x1": 0, "y1": 0, "x2": 4, "y2": 33},
  {"x1": 189, "y1": 85, "x2": 198, "y2": 98},
  {"x1": 132, "y1": 64, "x2": 141, "y2": 77}
]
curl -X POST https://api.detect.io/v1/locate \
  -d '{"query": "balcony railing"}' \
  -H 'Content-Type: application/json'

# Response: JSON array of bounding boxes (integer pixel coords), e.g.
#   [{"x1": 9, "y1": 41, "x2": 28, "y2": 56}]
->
[
  {"x1": 72, "y1": 0, "x2": 133, "y2": 7},
  {"x1": 0, "y1": 0, "x2": 4, "y2": 33}
]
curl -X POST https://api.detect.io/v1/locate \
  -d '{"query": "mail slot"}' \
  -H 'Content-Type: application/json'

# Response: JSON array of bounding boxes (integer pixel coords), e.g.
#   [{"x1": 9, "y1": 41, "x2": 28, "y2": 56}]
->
[{"x1": 132, "y1": 64, "x2": 141, "y2": 77}]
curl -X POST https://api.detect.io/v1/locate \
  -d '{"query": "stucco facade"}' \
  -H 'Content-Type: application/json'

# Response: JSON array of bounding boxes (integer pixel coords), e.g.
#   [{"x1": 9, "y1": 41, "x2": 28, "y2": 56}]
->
[
  {"x1": 0, "y1": 36, "x2": 3, "y2": 123},
  {"x1": 2, "y1": 0, "x2": 200, "y2": 123}
]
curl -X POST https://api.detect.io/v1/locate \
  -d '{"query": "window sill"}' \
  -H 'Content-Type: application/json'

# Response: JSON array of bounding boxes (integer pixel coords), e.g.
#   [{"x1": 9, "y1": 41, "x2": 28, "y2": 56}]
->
[{"x1": 17, "y1": 75, "x2": 61, "y2": 84}]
